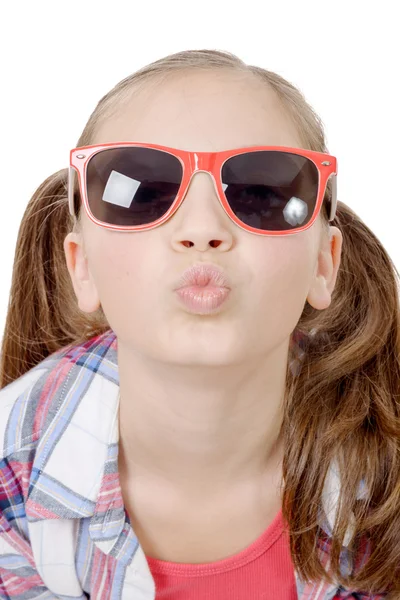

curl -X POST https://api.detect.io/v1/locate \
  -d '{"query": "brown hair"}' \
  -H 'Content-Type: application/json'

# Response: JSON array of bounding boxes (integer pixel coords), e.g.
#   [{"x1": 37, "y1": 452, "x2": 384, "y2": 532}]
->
[{"x1": 1, "y1": 49, "x2": 399, "y2": 595}]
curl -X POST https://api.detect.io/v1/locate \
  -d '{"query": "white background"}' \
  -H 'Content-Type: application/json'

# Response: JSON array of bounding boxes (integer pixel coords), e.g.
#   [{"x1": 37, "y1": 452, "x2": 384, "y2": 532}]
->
[{"x1": 0, "y1": 1, "x2": 399, "y2": 339}]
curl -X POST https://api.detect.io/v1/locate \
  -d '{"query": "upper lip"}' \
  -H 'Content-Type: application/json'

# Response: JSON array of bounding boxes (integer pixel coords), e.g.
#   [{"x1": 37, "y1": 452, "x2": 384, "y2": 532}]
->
[{"x1": 174, "y1": 263, "x2": 231, "y2": 290}]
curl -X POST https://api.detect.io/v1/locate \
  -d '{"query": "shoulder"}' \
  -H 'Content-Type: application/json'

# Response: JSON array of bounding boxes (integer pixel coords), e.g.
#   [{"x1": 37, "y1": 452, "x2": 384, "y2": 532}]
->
[
  {"x1": 0, "y1": 363, "x2": 51, "y2": 461},
  {"x1": 0, "y1": 329, "x2": 117, "y2": 461}
]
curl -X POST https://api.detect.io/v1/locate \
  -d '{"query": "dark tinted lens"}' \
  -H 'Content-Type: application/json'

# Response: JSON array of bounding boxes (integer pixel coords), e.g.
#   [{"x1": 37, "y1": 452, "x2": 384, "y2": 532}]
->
[
  {"x1": 221, "y1": 151, "x2": 319, "y2": 231},
  {"x1": 86, "y1": 147, "x2": 183, "y2": 226}
]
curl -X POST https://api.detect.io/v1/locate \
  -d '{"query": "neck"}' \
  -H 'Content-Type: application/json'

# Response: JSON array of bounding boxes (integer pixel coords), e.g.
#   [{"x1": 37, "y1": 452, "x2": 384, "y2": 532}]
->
[{"x1": 116, "y1": 339, "x2": 289, "y2": 496}]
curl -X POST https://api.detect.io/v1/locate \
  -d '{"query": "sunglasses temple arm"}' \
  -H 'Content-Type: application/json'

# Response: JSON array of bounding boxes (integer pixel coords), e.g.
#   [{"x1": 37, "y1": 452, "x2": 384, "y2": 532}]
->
[
  {"x1": 327, "y1": 173, "x2": 338, "y2": 221},
  {"x1": 68, "y1": 166, "x2": 77, "y2": 217}
]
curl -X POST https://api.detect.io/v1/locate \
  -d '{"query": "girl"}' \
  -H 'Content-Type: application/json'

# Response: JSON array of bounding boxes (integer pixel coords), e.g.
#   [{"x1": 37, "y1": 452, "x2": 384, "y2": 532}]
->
[{"x1": 0, "y1": 49, "x2": 399, "y2": 599}]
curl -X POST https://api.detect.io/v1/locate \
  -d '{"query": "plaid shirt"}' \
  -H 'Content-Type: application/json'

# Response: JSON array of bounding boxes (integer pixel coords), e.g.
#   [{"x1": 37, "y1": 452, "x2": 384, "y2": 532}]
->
[{"x1": 0, "y1": 329, "x2": 387, "y2": 599}]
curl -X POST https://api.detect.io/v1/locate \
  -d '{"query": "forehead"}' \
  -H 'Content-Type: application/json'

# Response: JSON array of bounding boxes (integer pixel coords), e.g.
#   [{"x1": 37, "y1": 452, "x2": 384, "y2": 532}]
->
[{"x1": 93, "y1": 70, "x2": 303, "y2": 151}]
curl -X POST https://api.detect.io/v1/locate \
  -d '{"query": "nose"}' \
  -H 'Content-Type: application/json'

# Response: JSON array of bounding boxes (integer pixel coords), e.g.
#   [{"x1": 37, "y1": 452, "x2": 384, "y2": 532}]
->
[{"x1": 170, "y1": 168, "x2": 234, "y2": 251}]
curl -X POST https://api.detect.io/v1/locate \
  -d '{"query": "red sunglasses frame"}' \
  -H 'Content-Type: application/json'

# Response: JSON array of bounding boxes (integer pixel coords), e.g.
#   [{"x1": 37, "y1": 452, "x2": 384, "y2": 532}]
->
[{"x1": 68, "y1": 142, "x2": 338, "y2": 236}]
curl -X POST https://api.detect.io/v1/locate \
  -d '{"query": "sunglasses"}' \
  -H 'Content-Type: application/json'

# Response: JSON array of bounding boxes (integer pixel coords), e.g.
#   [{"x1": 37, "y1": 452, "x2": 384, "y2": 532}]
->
[{"x1": 68, "y1": 142, "x2": 337, "y2": 235}]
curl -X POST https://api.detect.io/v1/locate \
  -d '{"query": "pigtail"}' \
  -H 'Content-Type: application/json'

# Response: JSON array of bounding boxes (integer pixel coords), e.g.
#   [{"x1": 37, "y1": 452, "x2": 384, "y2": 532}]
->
[
  {"x1": 283, "y1": 199, "x2": 400, "y2": 595},
  {"x1": 0, "y1": 169, "x2": 109, "y2": 389}
]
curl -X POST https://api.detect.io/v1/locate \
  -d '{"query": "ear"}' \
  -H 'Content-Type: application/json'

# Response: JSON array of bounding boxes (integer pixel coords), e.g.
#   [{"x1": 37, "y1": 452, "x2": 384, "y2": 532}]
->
[
  {"x1": 307, "y1": 225, "x2": 343, "y2": 310},
  {"x1": 63, "y1": 231, "x2": 101, "y2": 313}
]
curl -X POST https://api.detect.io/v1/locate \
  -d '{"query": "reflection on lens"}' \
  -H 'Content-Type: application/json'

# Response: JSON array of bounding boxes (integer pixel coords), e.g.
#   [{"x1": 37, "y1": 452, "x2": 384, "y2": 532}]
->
[{"x1": 283, "y1": 196, "x2": 308, "y2": 226}]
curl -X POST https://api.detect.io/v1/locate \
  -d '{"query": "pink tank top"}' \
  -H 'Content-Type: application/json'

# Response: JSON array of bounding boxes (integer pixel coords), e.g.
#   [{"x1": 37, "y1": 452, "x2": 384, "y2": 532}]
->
[{"x1": 145, "y1": 508, "x2": 297, "y2": 599}]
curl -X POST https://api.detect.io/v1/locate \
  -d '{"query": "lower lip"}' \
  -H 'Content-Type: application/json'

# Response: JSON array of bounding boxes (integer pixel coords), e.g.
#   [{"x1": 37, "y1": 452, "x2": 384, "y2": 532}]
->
[{"x1": 175, "y1": 286, "x2": 231, "y2": 314}]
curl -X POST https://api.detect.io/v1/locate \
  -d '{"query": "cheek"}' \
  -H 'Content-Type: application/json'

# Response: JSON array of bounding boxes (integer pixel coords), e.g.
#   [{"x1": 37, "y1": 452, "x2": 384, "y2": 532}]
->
[
  {"x1": 87, "y1": 233, "x2": 158, "y2": 335},
  {"x1": 248, "y1": 235, "x2": 316, "y2": 338}
]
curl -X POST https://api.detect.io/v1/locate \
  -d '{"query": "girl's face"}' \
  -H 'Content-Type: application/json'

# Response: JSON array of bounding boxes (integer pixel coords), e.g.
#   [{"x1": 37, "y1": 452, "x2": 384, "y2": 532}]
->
[{"x1": 64, "y1": 70, "x2": 341, "y2": 366}]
